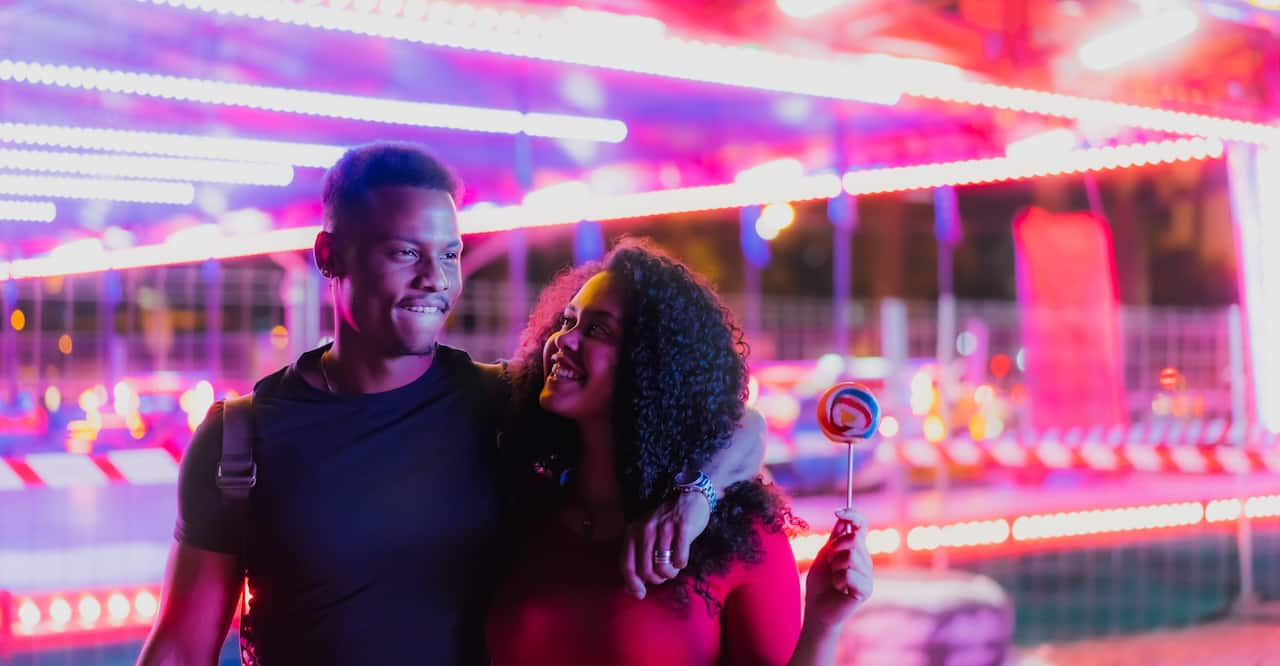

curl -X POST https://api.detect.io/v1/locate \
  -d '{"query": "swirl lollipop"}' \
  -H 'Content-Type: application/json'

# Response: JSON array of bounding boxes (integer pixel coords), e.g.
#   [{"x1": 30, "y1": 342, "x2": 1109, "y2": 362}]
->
[{"x1": 816, "y1": 382, "x2": 881, "y2": 544}]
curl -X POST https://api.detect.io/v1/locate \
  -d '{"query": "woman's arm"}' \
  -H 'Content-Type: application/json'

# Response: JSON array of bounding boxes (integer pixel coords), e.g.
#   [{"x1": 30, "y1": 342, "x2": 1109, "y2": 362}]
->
[
  {"x1": 720, "y1": 526, "x2": 805, "y2": 665},
  {"x1": 620, "y1": 407, "x2": 766, "y2": 596}
]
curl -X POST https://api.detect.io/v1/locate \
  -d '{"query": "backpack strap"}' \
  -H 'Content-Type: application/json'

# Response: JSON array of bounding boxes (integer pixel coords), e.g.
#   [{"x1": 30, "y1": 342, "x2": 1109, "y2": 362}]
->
[{"x1": 217, "y1": 393, "x2": 256, "y2": 504}]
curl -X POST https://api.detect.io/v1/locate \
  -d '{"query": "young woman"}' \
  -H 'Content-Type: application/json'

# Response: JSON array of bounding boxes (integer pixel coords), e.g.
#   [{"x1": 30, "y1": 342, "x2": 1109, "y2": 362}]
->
[{"x1": 488, "y1": 240, "x2": 873, "y2": 665}]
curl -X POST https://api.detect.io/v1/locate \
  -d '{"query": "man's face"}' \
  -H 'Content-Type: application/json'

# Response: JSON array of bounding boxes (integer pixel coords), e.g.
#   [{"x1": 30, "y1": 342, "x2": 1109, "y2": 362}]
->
[{"x1": 332, "y1": 186, "x2": 462, "y2": 357}]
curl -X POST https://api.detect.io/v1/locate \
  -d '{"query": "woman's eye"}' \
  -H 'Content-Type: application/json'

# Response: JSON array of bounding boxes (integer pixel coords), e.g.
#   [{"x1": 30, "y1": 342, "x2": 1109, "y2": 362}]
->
[
  {"x1": 443, "y1": 252, "x2": 459, "y2": 261},
  {"x1": 559, "y1": 317, "x2": 576, "y2": 330},
  {"x1": 587, "y1": 323, "x2": 606, "y2": 336},
  {"x1": 394, "y1": 249, "x2": 418, "y2": 259}
]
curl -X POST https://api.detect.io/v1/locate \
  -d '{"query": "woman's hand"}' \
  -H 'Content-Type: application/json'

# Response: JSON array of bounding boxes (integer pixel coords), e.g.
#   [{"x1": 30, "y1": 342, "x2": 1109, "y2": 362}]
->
[
  {"x1": 787, "y1": 509, "x2": 874, "y2": 666},
  {"x1": 803, "y1": 508, "x2": 873, "y2": 630}
]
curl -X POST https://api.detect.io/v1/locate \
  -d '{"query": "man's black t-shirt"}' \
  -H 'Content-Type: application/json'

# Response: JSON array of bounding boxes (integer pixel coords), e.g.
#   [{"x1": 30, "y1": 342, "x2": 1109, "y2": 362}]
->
[{"x1": 175, "y1": 344, "x2": 507, "y2": 665}]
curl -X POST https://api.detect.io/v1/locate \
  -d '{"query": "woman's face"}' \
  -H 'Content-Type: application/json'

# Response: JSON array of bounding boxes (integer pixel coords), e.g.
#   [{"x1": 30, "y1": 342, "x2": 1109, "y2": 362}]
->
[{"x1": 539, "y1": 271, "x2": 625, "y2": 423}]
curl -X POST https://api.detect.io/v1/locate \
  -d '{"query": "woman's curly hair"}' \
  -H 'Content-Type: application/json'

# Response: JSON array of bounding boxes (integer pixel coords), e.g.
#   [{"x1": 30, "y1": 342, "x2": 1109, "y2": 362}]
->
[{"x1": 502, "y1": 237, "x2": 802, "y2": 614}]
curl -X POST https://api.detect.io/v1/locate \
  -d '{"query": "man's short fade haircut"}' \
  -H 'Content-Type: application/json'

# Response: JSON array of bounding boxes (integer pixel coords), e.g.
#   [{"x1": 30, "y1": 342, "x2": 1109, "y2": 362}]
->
[{"x1": 322, "y1": 141, "x2": 462, "y2": 233}]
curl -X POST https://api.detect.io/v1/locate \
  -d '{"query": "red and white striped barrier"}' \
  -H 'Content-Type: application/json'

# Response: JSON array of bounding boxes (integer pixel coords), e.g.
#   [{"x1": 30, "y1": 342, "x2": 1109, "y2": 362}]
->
[
  {"x1": 0, "y1": 448, "x2": 180, "y2": 491},
  {"x1": 883, "y1": 420, "x2": 1280, "y2": 475},
  {"x1": 7, "y1": 420, "x2": 1278, "y2": 490}
]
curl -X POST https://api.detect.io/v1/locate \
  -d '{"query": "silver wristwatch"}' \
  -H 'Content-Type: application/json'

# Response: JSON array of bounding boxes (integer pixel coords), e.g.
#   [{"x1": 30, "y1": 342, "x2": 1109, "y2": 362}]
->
[{"x1": 672, "y1": 471, "x2": 717, "y2": 512}]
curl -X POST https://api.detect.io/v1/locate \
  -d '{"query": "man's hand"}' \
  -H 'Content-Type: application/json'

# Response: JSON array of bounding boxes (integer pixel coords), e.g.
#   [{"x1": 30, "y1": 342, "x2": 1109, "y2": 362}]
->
[{"x1": 619, "y1": 491, "x2": 710, "y2": 599}]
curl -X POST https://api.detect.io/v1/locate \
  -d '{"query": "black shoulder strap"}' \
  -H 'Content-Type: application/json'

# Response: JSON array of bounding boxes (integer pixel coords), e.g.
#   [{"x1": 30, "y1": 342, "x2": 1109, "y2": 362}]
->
[{"x1": 217, "y1": 393, "x2": 256, "y2": 504}]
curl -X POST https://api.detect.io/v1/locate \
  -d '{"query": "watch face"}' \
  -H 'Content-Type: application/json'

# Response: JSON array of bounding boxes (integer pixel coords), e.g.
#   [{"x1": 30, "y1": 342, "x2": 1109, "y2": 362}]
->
[{"x1": 674, "y1": 471, "x2": 698, "y2": 486}]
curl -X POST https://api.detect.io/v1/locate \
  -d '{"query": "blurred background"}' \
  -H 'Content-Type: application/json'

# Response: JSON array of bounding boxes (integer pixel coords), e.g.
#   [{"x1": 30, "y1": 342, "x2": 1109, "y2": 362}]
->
[{"x1": 1, "y1": 0, "x2": 1279, "y2": 664}]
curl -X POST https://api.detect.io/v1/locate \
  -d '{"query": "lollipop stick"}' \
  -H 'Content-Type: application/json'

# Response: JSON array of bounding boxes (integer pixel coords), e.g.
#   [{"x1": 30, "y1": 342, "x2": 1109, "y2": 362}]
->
[{"x1": 846, "y1": 444, "x2": 855, "y2": 510}]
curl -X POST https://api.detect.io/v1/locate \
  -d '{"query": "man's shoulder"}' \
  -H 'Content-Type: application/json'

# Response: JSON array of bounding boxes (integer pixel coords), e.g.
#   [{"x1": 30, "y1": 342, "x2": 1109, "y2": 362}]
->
[{"x1": 249, "y1": 361, "x2": 295, "y2": 398}]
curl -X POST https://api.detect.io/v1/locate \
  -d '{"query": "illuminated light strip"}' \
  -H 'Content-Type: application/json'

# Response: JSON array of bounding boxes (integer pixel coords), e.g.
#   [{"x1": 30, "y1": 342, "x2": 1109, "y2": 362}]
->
[
  {"x1": 0, "y1": 122, "x2": 345, "y2": 168},
  {"x1": 1010, "y1": 501, "x2": 1204, "y2": 541},
  {"x1": 0, "y1": 60, "x2": 628, "y2": 143},
  {"x1": 907, "y1": 519, "x2": 1010, "y2": 551},
  {"x1": 0, "y1": 174, "x2": 194, "y2": 204},
  {"x1": 0, "y1": 138, "x2": 1224, "y2": 277},
  {"x1": 1, "y1": 226, "x2": 318, "y2": 279},
  {"x1": 0, "y1": 199, "x2": 56, "y2": 223},
  {"x1": 139, "y1": 0, "x2": 904, "y2": 106},
  {"x1": 0, "y1": 175, "x2": 842, "y2": 279},
  {"x1": 1206, "y1": 498, "x2": 1242, "y2": 523},
  {"x1": 1246, "y1": 494, "x2": 1280, "y2": 518},
  {"x1": 905, "y1": 79, "x2": 1280, "y2": 145},
  {"x1": 0, "y1": 148, "x2": 295, "y2": 186},
  {"x1": 842, "y1": 139, "x2": 1225, "y2": 195},
  {"x1": 790, "y1": 528, "x2": 901, "y2": 565},
  {"x1": 9, "y1": 586, "x2": 160, "y2": 638},
  {"x1": 141, "y1": 1, "x2": 1280, "y2": 145}
]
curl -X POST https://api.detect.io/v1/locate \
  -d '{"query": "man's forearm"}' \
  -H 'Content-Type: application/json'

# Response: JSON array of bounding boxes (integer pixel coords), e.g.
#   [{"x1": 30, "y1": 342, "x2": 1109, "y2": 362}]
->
[{"x1": 704, "y1": 406, "x2": 766, "y2": 489}]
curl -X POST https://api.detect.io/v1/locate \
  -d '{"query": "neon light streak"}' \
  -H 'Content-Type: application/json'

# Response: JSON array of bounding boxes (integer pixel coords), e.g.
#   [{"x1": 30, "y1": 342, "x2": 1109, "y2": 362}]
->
[
  {"x1": 0, "y1": 123, "x2": 344, "y2": 168},
  {"x1": 0, "y1": 148, "x2": 294, "y2": 185},
  {"x1": 0, "y1": 60, "x2": 628, "y2": 143},
  {"x1": 0, "y1": 175, "x2": 194, "y2": 204}
]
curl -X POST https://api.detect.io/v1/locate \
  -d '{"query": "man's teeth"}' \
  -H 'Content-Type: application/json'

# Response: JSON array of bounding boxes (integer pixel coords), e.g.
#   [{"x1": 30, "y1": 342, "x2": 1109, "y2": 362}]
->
[
  {"x1": 551, "y1": 363, "x2": 584, "y2": 381},
  {"x1": 400, "y1": 305, "x2": 441, "y2": 314}
]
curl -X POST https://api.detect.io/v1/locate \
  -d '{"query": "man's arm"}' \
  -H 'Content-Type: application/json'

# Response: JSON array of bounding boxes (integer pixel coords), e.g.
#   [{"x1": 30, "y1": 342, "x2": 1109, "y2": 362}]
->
[
  {"x1": 136, "y1": 542, "x2": 242, "y2": 666},
  {"x1": 620, "y1": 407, "x2": 766, "y2": 597},
  {"x1": 705, "y1": 405, "x2": 766, "y2": 490},
  {"x1": 138, "y1": 402, "x2": 248, "y2": 664}
]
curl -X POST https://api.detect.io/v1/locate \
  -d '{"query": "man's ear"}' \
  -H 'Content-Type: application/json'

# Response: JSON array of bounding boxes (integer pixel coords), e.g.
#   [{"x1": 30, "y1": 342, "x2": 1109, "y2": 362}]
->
[{"x1": 314, "y1": 230, "x2": 341, "y2": 278}]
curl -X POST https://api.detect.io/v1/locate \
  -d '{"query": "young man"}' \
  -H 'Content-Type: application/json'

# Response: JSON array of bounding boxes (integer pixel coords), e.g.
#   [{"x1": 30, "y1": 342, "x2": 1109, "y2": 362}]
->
[{"x1": 137, "y1": 143, "x2": 762, "y2": 665}]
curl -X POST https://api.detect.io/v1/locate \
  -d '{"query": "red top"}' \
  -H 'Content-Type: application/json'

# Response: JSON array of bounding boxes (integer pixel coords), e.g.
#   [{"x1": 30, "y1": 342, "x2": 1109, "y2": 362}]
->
[{"x1": 486, "y1": 517, "x2": 803, "y2": 666}]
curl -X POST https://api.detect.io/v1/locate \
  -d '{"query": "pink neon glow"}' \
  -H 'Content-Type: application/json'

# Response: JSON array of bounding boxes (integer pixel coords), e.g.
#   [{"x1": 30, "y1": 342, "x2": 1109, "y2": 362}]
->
[
  {"x1": 0, "y1": 199, "x2": 56, "y2": 223},
  {"x1": 145, "y1": 1, "x2": 1280, "y2": 144},
  {"x1": 1077, "y1": 9, "x2": 1200, "y2": 71},
  {"x1": 0, "y1": 60, "x2": 627, "y2": 143},
  {"x1": 843, "y1": 139, "x2": 1224, "y2": 195},
  {"x1": 0, "y1": 148, "x2": 294, "y2": 186},
  {"x1": 139, "y1": 0, "x2": 904, "y2": 106},
  {"x1": 0, "y1": 122, "x2": 344, "y2": 167},
  {"x1": 0, "y1": 174, "x2": 194, "y2": 204},
  {"x1": 0, "y1": 140, "x2": 1219, "y2": 278}
]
